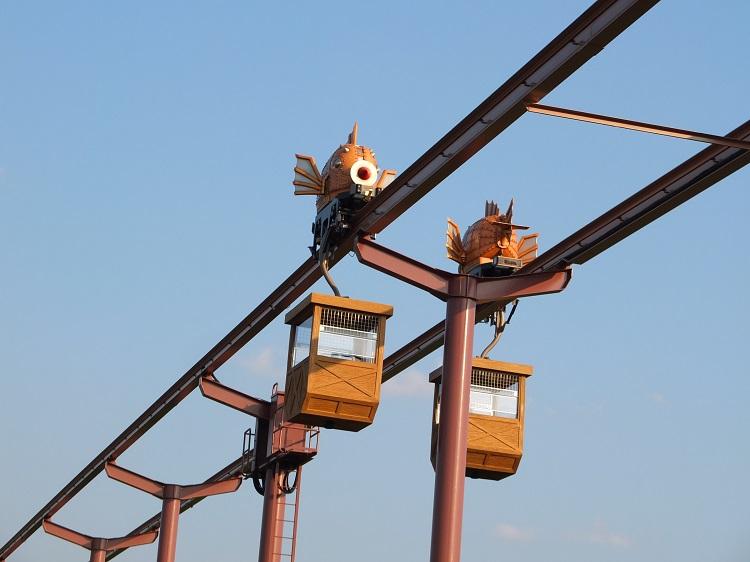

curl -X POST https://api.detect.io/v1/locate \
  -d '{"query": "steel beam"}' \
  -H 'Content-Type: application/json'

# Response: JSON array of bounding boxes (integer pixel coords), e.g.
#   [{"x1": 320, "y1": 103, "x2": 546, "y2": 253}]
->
[
  {"x1": 380, "y1": 117, "x2": 750, "y2": 384},
  {"x1": 0, "y1": 2, "x2": 659, "y2": 557},
  {"x1": 42, "y1": 520, "x2": 157, "y2": 562},
  {"x1": 526, "y1": 103, "x2": 750, "y2": 150},
  {"x1": 257, "y1": 465, "x2": 286, "y2": 562},
  {"x1": 199, "y1": 375, "x2": 272, "y2": 420},
  {"x1": 106, "y1": 456, "x2": 247, "y2": 560},
  {"x1": 431, "y1": 291, "x2": 476, "y2": 562},
  {"x1": 104, "y1": 463, "x2": 242, "y2": 562},
  {"x1": 352, "y1": 240, "x2": 571, "y2": 561},
  {"x1": 96, "y1": 110, "x2": 750, "y2": 562}
]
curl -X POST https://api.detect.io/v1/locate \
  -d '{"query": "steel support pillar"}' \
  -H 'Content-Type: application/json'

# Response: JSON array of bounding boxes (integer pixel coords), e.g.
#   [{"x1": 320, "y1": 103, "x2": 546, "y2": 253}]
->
[
  {"x1": 198, "y1": 377, "x2": 316, "y2": 562},
  {"x1": 41, "y1": 519, "x2": 158, "y2": 562},
  {"x1": 257, "y1": 464, "x2": 285, "y2": 562},
  {"x1": 353, "y1": 236, "x2": 571, "y2": 562},
  {"x1": 156, "y1": 492, "x2": 181, "y2": 562},
  {"x1": 104, "y1": 462, "x2": 242, "y2": 562},
  {"x1": 431, "y1": 281, "x2": 476, "y2": 562}
]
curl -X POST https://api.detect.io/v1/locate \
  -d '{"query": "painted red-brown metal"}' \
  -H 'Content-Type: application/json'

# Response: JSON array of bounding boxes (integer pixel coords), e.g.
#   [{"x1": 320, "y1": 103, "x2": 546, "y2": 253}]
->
[
  {"x1": 353, "y1": 237, "x2": 571, "y2": 303},
  {"x1": 526, "y1": 103, "x2": 750, "y2": 150},
  {"x1": 107, "y1": 455, "x2": 247, "y2": 560},
  {"x1": 353, "y1": 241, "x2": 571, "y2": 561},
  {"x1": 156, "y1": 497, "x2": 181, "y2": 562},
  {"x1": 0, "y1": 5, "x2": 659, "y2": 556},
  {"x1": 42, "y1": 519, "x2": 157, "y2": 562},
  {"x1": 257, "y1": 465, "x2": 286, "y2": 562},
  {"x1": 103, "y1": 462, "x2": 241, "y2": 562},
  {"x1": 431, "y1": 287, "x2": 477, "y2": 562},
  {"x1": 199, "y1": 375, "x2": 271, "y2": 420},
  {"x1": 379, "y1": 118, "x2": 750, "y2": 386}
]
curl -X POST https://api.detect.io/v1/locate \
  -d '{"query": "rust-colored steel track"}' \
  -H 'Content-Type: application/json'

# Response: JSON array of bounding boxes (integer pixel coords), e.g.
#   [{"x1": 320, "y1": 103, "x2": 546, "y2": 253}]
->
[
  {"x1": 106, "y1": 114, "x2": 750, "y2": 559},
  {"x1": 0, "y1": 1, "x2": 662, "y2": 558},
  {"x1": 381, "y1": 118, "x2": 750, "y2": 381}
]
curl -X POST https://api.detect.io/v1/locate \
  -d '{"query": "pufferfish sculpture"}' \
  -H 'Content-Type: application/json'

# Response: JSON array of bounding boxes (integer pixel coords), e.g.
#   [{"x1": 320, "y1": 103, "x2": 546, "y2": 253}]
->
[
  {"x1": 292, "y1": 122, "x2": 397, "y2": 212},
  {"x1": 293, "y1": 122, "x2": 398, "y2": 259},
  {"x1": 446, "y1": 200, "x2": 539, "y2": 274}
]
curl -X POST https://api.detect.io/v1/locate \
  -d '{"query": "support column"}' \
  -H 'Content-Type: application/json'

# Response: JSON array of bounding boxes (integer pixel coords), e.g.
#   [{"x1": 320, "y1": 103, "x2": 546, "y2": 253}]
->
[
  {"x1": 156, "y1": 490, "x2": 181, "y2": 562},
  {"x1": 89, "y1": 545, "x2": 106, "y2": 562},
  {"x1": 352, "y1": 236, "x2": 571, "y2": 562},
  {"x1": 104, "y1": 462, "x2": 242, "y2": 562},
  {"x1": 430, "y1": 279, "x2": 477, "y2": 562},
  {"x1": 257, "y1": 465, "x2": 285, "y2": 562}
]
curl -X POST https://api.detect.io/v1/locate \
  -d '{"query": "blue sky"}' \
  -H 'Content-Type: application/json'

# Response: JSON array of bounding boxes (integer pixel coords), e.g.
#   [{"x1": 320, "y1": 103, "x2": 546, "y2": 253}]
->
[{"x1": 1, "y1": 1, "x2": 749, "y2": 561}]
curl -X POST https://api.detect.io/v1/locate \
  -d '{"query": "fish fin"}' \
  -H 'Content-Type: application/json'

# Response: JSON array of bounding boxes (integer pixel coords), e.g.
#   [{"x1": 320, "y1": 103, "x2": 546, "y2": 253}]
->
[
  {"x1": 505, "y1": 198, "x2": 515, "y2": 222},
  {"x1": 376, "y1": 169, "x2": 398, "y2": 189},
  {"x1": 293, "y1": 154, "x2": 323, "y2": 195},
  {"x1": 485, "y1": 200, "x2": 499, "y2": 217},
  {"x1": 516, "y1": 233, "x2": 539, "y2": 264},
  {"x1": 446, "y1": 219, "x2": 465, "y2": 264},
  {"x1": 347, "y1": 122, "x2": 358, "y2": 145}
]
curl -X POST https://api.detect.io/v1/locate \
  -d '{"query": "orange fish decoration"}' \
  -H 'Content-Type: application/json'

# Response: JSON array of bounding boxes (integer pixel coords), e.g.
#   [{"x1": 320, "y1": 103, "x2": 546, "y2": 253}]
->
[
  {"x1": 446, "y1": 200, "x2": 539, "y2": 274},
  {"x1": 292, "y1": 122, "x2": 397, "y2": 212}
]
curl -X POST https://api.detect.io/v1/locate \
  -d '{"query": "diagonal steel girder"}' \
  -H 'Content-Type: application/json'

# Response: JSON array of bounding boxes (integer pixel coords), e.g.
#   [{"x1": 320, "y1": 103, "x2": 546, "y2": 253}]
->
[
  {"x1": 100, "y1": 65, "x2": 750, "y2": 562},
  {"x1": 381, "y1": 117, "x2": 750, "y2": 382},
  {"x1": 0, "y1": 2, "x2": 658, "y2": 558},
  {"x1": 91, "y1": 90, "x2": 750, "y2": 562}
]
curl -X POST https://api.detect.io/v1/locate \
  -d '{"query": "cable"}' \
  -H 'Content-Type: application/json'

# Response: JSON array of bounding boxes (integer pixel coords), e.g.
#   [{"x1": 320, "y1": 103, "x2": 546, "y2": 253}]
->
[
  {"x1": 279, "y1": 468, "x2": 298, "y2": 494},
  {"x1": 252, "y1": 474, "x2": 265, "y2": 496},
  {"x1": 479, "y1": 300, "x2": 519, "y2": 359},
  {"x1": 319, "y1": 254, "x2": 341, "y2": 297}
]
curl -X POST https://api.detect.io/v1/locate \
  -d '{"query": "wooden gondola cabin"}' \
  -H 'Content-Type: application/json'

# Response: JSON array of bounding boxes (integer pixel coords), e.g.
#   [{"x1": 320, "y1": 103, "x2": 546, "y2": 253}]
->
[
  {"x1": 284, "y1": 293, "x2": 393, "y2": 431},
  {"x1": 430, "y1": 357, "x2": 533, "y2": 480}
]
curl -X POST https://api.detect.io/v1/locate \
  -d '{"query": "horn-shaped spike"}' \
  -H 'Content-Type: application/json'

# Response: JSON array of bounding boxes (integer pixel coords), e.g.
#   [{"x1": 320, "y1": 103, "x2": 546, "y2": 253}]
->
[
  {"x1": 505, "y1": 198, "x2": 514, "y2": 221},
  {"x1": 485, "y1": 200, "x2": 499, "y2": 217},
  {"x1": 348, "y1": 121, "x2": 359, "y2": 145}
]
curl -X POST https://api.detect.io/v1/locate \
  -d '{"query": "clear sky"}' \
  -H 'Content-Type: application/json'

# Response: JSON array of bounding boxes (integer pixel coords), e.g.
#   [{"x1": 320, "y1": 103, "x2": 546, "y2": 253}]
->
[{"x1": 2, "y1": 2, "x2": 749, "y2": 561}]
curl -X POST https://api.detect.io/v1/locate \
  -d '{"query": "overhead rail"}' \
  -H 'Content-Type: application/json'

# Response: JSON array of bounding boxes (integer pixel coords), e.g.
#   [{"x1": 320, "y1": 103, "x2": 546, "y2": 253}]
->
[
  {"x1": 379, "y1": 117, "x2": 750, "y2": 381},
  {"x1": 103, "y1": 114, "x2": 750, "y2": 561},
  {"x1": 0, "y1": 1, "x2": 658, "y2": 558}
]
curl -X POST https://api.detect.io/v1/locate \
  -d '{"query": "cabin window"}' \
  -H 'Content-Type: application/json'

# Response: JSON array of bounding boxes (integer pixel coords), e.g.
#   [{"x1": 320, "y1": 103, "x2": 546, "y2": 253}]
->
[
  {"x1": 469, "y1": 369, "x2": 519, "y2": 419},
  {"x1": 291, "y1": 316, "x2": 313, "y2": 366},
  {"x1": 317, "y1": 307, "x2": 379, "y2": 363}
]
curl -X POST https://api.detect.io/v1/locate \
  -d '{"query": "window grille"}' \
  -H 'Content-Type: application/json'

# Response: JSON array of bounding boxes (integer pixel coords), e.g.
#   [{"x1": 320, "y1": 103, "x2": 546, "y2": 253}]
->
[
  {"x1": 469, "y1": 368, "x2": 519, "y2": 419},
  {"x1": 292, "y1": 316, "x2": 312, "y2": 366},
  {"x1": 317, "y1": 308, "x2": 379, "y2": 363}
]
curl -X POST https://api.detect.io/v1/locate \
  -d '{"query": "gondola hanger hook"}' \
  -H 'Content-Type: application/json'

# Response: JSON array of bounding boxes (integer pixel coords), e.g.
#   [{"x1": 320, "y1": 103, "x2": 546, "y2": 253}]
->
[
  {"x1": 319, "y1": 251, "x2": 344, "y2": 297},
  {"x1": 479, "y1": 299, "x2": 519, "y2": 359}
]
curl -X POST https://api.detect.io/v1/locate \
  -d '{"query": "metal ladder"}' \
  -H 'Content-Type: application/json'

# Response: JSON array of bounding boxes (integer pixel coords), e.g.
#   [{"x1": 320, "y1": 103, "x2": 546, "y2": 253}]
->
[{"x1": 273, "y1": 468, "x2": 303, "y2": 562}]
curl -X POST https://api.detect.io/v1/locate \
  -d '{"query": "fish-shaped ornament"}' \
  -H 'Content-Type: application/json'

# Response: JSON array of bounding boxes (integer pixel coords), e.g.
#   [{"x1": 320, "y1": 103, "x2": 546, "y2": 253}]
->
[
  {"x1": 446, "y1": 200, "x2": 539, "y2": 275},
  {"x1": 293, "y1": 122, "x2": 397, "y2": 212}
]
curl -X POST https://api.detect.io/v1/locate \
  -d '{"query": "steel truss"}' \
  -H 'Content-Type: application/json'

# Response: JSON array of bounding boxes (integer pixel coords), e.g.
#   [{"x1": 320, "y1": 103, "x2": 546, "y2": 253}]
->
[{"x1": 8, "y1": 0, "x2": 750, "y2": 560}]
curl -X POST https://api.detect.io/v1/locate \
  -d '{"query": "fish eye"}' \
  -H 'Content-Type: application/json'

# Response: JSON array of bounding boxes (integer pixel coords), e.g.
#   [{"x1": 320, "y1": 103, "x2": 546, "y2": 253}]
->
[
  {"x1": 350, "y1": 160, "x2": 378, "y2": 186},
  {"x1": 334, "y1": 160, "x2": 342, "y2": 168}
]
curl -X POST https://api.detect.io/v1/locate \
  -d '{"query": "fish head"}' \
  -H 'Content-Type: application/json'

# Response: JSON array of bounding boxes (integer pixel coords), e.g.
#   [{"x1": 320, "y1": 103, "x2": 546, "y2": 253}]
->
[{"x1": 321, "y1": 122, "x2": 380, "y2": 192}]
